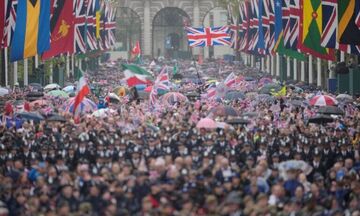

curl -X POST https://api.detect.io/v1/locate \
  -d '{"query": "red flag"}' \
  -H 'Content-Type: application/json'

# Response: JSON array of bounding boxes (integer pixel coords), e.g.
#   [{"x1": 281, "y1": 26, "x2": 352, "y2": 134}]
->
[
  {"x1": 0, "y1": 1, "x2": 5, "y2": 46},
  {"x1": 131, "y1": 41, "x2": 141, "y2": 57},
  {"x1": 42, "y1": 0, "x2": 74, "y2": 60}
]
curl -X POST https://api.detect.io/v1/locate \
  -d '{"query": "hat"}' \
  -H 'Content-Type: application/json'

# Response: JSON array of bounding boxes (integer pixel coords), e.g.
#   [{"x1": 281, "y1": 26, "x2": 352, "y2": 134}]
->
[{"x1": 314, "y1": 173, "x2": 324, "y2": 181}]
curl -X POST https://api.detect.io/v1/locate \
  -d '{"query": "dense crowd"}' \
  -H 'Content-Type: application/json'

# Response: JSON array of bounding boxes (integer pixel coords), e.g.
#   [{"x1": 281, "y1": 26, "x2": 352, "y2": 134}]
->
[{"x1": 0, "y1": 59, "x2": 360, "y2": 216}]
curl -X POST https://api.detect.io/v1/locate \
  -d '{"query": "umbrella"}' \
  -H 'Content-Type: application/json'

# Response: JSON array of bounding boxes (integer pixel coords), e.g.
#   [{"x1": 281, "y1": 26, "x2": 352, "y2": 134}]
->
[
  {"x1": 47, "y1": 90, "x2": 69, "y2": 98},
  {"x1": 63, "y1": 85, "x2": 75, "y2": 93},
  {"x1": 0, "y1": 87, "x2": 10, "y2": 96},
  {"x1": 161, "y1": 92, "x2": 188, "y2": 106},
  {"x1": 92, "y1": 109, "x2": 112, "y2": 118},
  {"x1": 241, "y1": 112, "x2": 258, "y2": 118},
  {"x1": 258, "y1": 77, "x2": 273, "y2": 87},
  {"x1": 210, "y1": 105, "x2": 238, "y2": 117},
  {"x1": 63, "y1": 97, "x2": 97, "y2": 114},
  {"x1": 108, "y1": 93, "x2": 121, "y2": 103},
  {"x1": 113, "y1": 86, "x2": 128, "y2": 97},
  {"x1": 308, "y1": 115, "x2": 334, "y2": 124},
  {"x1": 226, "y1": 118, "x2": 250, "y2": 125},
  {"x1": 336, "y1": 94, "x2": 353, "y2": 102},
  {"x1": 245, "y1": 76, "x2": 255, "y2": 81},
  {"x1": 309, "y1": 95, "x2": 338, "y2": 106},
  {"x1": 288, "y1": 100, "x2": 303, "y2": 107},
  {"x1": 258, "y1": 83, "x2": 281, "y2": 94},
  {"x1": 47, "y1": 114, "x2": 66, "y2": 122},
  {"x1": 15, "y1": 112, "x2": 44, "y2": 121},
  {"x1": 196, "y1": 118, "x2": 217, "y2": 129},
  {"x1": 44, "y1": 83, "x2": 61, "y2": 91},
  {"x1": 29, "y1": 83, "x2": 43, "y2": 91},
  {"x1": 257, "y1": 94, "x2": 275, "y2": 103},
  {"x1": 26, "y1": 91, "x2": 44, "y2": 98},
  {"x1": 278, "y1": 160, "x2": 313, "y2": 180},
  {"x1": 224, "y1": 91, "x2": 245, "y2": 101},
  {"x1": 30, "y1": 99, "x2": 49, "y2": 107},
  {"x1": 317, "y1": 106, "x2": 344, "y2": 115}
]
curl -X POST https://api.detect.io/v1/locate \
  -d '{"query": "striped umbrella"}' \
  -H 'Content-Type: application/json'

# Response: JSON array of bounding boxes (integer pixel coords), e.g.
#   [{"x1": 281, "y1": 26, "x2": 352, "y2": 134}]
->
[
  {"x1": 62, "y1": 97, "x2": 97, "y2": 114},
  {"x1": 309, "y1": 95, "x2": 338, "y2": 106}
]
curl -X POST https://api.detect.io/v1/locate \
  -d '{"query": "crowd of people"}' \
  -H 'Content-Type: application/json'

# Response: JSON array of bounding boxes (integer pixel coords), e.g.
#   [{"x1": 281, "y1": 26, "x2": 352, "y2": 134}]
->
[{"x1": 0, "y1": 58, "x2": 360, "y2": 216}]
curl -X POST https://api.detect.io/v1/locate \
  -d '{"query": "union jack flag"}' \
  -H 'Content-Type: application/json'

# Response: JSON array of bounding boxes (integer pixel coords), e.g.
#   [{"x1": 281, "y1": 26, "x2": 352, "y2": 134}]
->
[
  {"x1": 224, "y1": 72, "x2": 236, "y2": 88},
  {"x1": 259, "y1": 0, "x2": 272, "y2": 55},
  {"x1": 268, "y1": 0, "x2": 276, "y2": 55},
  {"x1": 239, "y1": 1, "x2": 250, "y2": 52},
  {"x1": 86, "y1": 0, "x2": 98, "y2": 51},
  {"x1": 74, "y1": 0, "x2": 87, "y2": 53},
  {"x1": 282, "y1": 0, "x2": 291, "y2": 48},
  {"x1": 321, "y1": 0, "x2": 360, "y2": 55},
  {"x1": 185, "y1": 26, "x2": 231, "y2": 47},
  {"x1": 149, "y1": 67, "x2": 170, "y2": 108},
  {"x1": 286, "y1": 0, "x2": 301, "y2": 51},
  {"x1": 228, "y1": 4, "x2": 239, "y2": 50},
  {"x1": 248, "y1": 0, "x2": 260, "y2": 53},
  {"x1": 1, "y1": 0, "x2": 17, "y2": 48},
  {"x1": 104, "y1": 2, "x2": 116, "y2": 48}
]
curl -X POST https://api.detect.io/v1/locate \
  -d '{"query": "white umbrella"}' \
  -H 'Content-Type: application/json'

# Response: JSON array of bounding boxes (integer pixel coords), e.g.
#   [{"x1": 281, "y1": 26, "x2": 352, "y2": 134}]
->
[
  {"x1": 0, "y1": 87, "x2": 10, "y2": 96},
  {"x1": 278, "y1": 160, "x2": 313, "y2": 180},
  {"x1": 44, "y1": 83, "x2": 60, "y2": 91},
  {"x1": 63, "y1": 85, "x2": 75, "y2": 93}
]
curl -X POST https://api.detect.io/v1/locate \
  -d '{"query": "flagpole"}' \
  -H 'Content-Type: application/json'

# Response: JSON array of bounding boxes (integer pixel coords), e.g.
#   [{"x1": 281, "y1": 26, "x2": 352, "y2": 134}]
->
[
  {"x1": 300, "y1": 60, "x2": 305, "y2": 82},
  {"x1": 309, "y1": 55, "x2": 313, "y2": 84},
  {"x1": 317, "y1": 57, "x2": 322, "y2": 87},
  {"x1": 24, "y1": 58, "x2": 28, "y2": 86},
  {"x1": 192, "y1": 57, "x2": 202, "y2": 95},
  {"x1": 293, "y1": 58, "x2": 298, "y2": 81},
  {"x1": 4, "y1": 48, "x2": 8, "y2": 87}
]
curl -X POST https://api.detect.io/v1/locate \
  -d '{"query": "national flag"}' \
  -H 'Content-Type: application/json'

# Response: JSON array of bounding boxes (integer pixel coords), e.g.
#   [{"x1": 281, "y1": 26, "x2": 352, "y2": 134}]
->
[
  {"x1": 74, "y1": 0, "x2": 87, "y2": 53},
  {"x1": 286, "y1": 0, "x2": 302, "y2": 51},
  {"x1": 298, "y1": 0, "x2": 335, "y2": 61},
  {"x1": 248, "y1": 0, "x2": 260, "y2": 53},
  {"x1": 73, "y1": 70, "x2": 90, "y2": 116},
  {"x1": 42, "y1": 0, "x2": 74, "y2": 60},
  {"x1": 338, "y1": 0, "x2": 360, "y2": 45},
  {"x1": 86, "y1": 0, "x2": 98, "y2": 51},
  {"x1": 239, "y1": 1, "x2": 250, "y2": 51},
  {"x1": 95, "y1": 0, "x2": 100, "y2": 38},
  {"x1": 10, "y1": 0, "x2": 51, "y2": 62},
  {"x1": 185, "y1": 26, "x2": 231, "y2": 47},
  {"x1": 321, "y1": 0, "x2": 360, "y2": 55},
  {"x1": 228, "y1": 4, "x2": 239, "y2": 50},
  {"x1": 149, "y1": 67, "x2": 170, "y2": 107},
  {"x1": 257, "y1": 0, "x2": 266, "y2": 55},
  {"x1": 131, "y1": 41, "x2": 141, "y2": 58},
  {"x1": 274, "y1": 0, "x2": 305, "y2": 60},
  {"x1": 268, "y1": 0, "x2": 276, "y2": 55},
  {"x1": 0, "y1": 1, "x2": 5, "y2": 47},
  {"x1": 2, "y1": 0, "x2": 17, "y2": 48},
  {"x1": 104, "y1": 2, "x2": 116, "y2": 48},
  {"x1": 122, "y1": 64, "x2": 153, "y2": 87},
  {"x1": 224, "y1": 72, "x2": 236, "y2": 88}
]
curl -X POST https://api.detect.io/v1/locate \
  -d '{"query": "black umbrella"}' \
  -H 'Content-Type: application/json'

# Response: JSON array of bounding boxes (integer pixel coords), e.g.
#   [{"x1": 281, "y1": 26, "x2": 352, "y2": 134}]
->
[
  {"x1": 308, "y1": 115, "x2": 333, "y2": 124},
  {"x1": 15, "y1": 112, "x2": 45, "y2": 121},
  {"x1": 26, "y1": 91, "x2": 44, "y2": 98},
  {"x1": 317, "y1": 106, "x2": 344, "y2": 115},
  {"x1": 226, "y1": 118, "x2": 250, "y2": 125},
  {"x1": 47, "y1": 114, "x2": 66, "y2": 122}
]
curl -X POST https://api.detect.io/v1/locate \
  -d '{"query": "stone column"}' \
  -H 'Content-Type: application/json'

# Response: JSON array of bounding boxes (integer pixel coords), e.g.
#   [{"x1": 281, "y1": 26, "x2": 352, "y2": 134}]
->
[
  {"x1": 287, "y1": 57, "x2": 291, "y2": 78},
  {"x1": 309, "y1": 55, "x2": 313, "y2": 84},
  {"x1": 143, "y1": 0, "x2": 152, "y2": 56},
  {"x1": 49, "y1": 61, "x2": 53, "y2": 83},
  {"x1": 270, "y1": 55, "x2": 275, "y2": 76},
  {"x1": 4, "y1": 47, "x2": 8, "y2": 87},
  {"x1": 192, "y1": 0, "x2": 200, "y2": 56},
  {"x1": 293, "y1": 58, "x2": 298, "y2": 81},
  {"x1": 24, "y1": 59, "x2": 28, "y2": 86},
  {"x1": 13, "y1": 61, "x2": 18, "y2": 85},
  {"x1": 301, "y1": 60, "x2": 305, "y2": 82},
  {"x1": 276, "y1": 54, "x2": 280, "y2": 77},
  {"x1": 317, "y1": 58, "x2": 322, "y2": 87},
  {"x1": 266, "y1": 56, "x2": 270, "y2": 73}
]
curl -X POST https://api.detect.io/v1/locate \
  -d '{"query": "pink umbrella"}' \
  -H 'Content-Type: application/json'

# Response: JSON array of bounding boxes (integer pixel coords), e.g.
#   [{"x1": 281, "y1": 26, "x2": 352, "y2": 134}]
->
[
  {"x1": 309, "y1": 95, "x2": 338, "y2": 106},
  {"x1": 144, "y1": 86, "x2": 153, "y2": 92},
  {"x1": 196, "y1": 118, "x2": 217, "y2": 129}
]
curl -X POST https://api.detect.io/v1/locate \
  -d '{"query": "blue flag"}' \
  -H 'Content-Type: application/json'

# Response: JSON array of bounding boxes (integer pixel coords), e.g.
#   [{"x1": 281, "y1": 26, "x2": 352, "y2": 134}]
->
[{"x1": 257, "y1": 0, "x2": 265, "y2": 54}]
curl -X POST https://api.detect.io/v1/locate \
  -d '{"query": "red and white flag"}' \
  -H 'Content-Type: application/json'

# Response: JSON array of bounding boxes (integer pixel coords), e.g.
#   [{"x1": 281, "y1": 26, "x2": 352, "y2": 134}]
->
[{"x1": 73, "y1": 71, "x2": 90, "y2": 116}]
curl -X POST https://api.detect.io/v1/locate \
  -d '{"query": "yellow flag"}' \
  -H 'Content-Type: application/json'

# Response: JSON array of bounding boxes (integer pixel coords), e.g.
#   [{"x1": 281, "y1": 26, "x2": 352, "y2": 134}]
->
[{"x1": 271, "y1": 86, "x2": 287, "y2": 97}]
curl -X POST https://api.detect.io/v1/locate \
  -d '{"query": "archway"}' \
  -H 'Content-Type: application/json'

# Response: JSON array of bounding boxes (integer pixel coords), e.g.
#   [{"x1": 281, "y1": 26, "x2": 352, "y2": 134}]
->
[
  {"x1": 116, "y1": 7, "x2": 141, "y2": 55},
  {"x1": 202, "y1": 7, "x2": 232, "y2": 59},
  {"x1": 152, "y1": 7, "x2": 191, "y2": 59}
]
